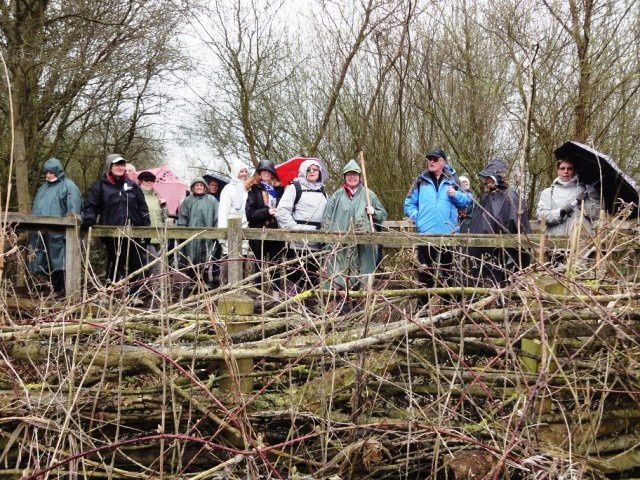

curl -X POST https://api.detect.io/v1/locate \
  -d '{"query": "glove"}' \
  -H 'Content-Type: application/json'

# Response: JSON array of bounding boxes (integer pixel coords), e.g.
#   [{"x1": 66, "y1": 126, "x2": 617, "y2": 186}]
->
[
  {"x1": 559, "y1": 206, "x2": 572, "y2": 218},
  {"x1": 80, "y1": 219, "x2": 95, "y2": 232}
]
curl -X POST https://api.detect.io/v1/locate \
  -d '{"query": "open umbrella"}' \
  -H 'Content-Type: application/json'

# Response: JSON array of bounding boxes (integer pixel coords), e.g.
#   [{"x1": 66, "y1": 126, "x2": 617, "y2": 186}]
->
[
  {"x1": 132, "y1": 165, "x2": 188, "y2": 216},
  {"x1": 275, "y1": 157, "x2": 329, "y2": 186},
  {"x1": 554, "y1": 141, "x2": 639, "y2": 216},
  {"x1": 202, "y1": 173, "x2": 230, "y2": 189}
]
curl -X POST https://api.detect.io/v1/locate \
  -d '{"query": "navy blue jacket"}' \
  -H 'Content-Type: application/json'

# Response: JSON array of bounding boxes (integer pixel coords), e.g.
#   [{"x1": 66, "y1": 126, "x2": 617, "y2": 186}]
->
[{"x1": 83, "y1": 175, "x2": 150, "y2": 227}]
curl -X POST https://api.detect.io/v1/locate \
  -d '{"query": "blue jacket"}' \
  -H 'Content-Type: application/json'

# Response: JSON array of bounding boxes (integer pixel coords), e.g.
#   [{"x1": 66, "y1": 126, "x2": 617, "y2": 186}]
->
[{"x1": 404, "y1": 173, "x2": 472, "y2": 234}]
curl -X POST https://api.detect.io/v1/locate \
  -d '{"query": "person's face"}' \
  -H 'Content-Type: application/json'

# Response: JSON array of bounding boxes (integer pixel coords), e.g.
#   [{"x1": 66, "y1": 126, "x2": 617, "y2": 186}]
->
[
  {"x1": 111, "y1": 161, "x2": 127, "y2": 177},
  {"x1": 306, "y1": 165, "x2": 320, "y2": 183},
  {"x1": 208, "y1": 181, "x2": 220, "y2": 194},
  {"x1": 192, "y1": 182, "x2": 207, "y2": 195},
  {"x1": 237, "y1": 168, "x2": 248, "y2": 181},
  {"x1": 45, "y1": 171, "x2": 57, "y2": 182},
  {"x1": 460, "y1": 179, "x2": 470, "y2": 191},
  {"x1": 483, "y1": 176, "x2": 496, "y2": 191},
  {"x1": 427, "y1": 156, "x2": 445, "y2": 176},
  {"x1": 125, "y1": 164, "x2": 136, "y2": 175},
  {"x1": 557, "y1": 161, "x2": 576, "y2": 182},
  {"x1": 259, "y1": 170, "x2": 273, "y2": 182},
  {"x1": 345, "y1": 171, "x2": 360, "y2": 188},
  {"x1": 140, "y1": 179, "x2": 155, "y2": 190}
]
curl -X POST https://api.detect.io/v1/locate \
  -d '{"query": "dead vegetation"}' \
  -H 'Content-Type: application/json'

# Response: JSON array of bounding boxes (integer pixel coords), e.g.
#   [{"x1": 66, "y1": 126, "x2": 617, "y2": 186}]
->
[{"x1": 0, "y1": 217, "x2": 639, "y2": 479}]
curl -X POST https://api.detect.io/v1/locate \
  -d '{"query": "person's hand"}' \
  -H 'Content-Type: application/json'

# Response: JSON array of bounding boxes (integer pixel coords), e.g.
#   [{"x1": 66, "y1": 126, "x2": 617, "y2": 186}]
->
[
  {"x1": 80, "y1": 219, "x2": 95, "y2": 232},
  {"x1": 365, "y1": 205, "x2": 375, "y2": 216},
  {"x1": 575, "y1": 190, "x2": 587, "y2": 205},
  {"x1": 559, "y1": 206, "x2": 572, "y2": 218},
  {"x1": 447, "y1": 186, "x2": 456, "y2": 197},
  {"x1": 268, "y1": 208, "x2": 276, "y2": 216}
]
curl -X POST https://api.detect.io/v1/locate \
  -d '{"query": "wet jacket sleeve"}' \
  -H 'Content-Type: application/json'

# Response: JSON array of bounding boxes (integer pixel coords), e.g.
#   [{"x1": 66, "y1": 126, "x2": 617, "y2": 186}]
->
[
  {"x1": 65, "y1": 181, "x2": 84, "y2": 215},
  {"x1": 369, "y1": 191, "x2": 388, "y2": 225},
  {"x1": 82, "y1": 181, "x2": 103, "y2": 225},
  {"x1": 321, "y1": 192, "x2": 338, "y2": 231},
  {"x1": 582, "y1": 185, "x2": 600, "y2": 221},
  {"x1": 404, "y1": 185, "x2": 419, "y2": 221},
  {"x1": 536, "y1": 188, "x2": 565, "y2": 227},
  {"x1": 177, "y1": 198, "x2": 190, "y2": 226},
  {"x1": 134, "y1": 186, "x2": 151, "y2": 226},
  {"x1": 451, "y1": 190, "x2": 472, "y2": 209}
]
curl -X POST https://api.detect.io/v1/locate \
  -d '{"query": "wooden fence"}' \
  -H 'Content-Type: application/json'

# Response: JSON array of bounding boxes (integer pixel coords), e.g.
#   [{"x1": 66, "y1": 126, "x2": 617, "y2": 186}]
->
[{"x1": 3, "y1": 213, "x2": 569, "y2": 299}]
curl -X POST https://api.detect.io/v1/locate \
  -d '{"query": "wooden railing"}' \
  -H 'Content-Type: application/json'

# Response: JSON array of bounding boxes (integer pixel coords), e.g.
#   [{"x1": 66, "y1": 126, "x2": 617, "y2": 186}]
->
[{"x1": 3, "y1": 213, "x2": 569, "y2": 299}]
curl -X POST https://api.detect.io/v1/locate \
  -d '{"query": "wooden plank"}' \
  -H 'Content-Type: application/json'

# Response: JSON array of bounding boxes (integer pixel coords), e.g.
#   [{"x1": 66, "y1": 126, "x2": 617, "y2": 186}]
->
[
  {"x1": 226, "y1": 218, "x2": 243, "y2": 284},
  {"x1": 91, "y1": 225, "x2": 569, "y2": 249},
  {"x1": 4, "y1": 212, "x2": 78, "y2": 230},
  {"x1": 64, "y1": 219, "x2": 82, "y2": 300}
]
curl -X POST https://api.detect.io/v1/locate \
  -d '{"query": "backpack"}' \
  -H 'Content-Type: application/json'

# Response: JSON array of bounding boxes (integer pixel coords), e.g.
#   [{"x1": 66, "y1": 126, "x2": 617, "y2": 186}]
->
[{"x1": 292, "y1": 180, "x2": 326, "y2": 212}]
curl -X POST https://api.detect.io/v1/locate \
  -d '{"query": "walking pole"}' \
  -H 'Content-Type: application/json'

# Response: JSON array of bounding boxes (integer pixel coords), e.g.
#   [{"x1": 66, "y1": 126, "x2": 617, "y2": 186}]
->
[{"x1": 356, "y1": 149, "x2": 375, "y2": 232}]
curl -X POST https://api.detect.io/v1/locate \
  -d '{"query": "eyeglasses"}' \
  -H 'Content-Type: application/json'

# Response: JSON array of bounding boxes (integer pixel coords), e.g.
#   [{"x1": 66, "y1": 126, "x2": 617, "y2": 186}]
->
[
  {"x1": 427, "y1": 157, "x2": 441, "y2": 163},
  {"x1": 307, "y1": 167, "x2": 320, "y2": 172}
]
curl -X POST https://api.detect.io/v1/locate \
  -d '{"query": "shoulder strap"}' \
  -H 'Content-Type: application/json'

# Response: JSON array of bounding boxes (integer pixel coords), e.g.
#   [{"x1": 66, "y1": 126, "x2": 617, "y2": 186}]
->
[{"x1": 293, "y1": 181, "x2": 303, "y2": 208}]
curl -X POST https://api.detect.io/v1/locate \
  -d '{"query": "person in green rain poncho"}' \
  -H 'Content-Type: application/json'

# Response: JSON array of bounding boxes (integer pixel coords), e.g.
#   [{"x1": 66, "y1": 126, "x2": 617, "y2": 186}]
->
[
  {"x1": 177, "y1": 178, "x2": 219, "y2": 284},
  {"x1": 322, "y1": 159, "x2": 387, "y2": 289},
  {"x1": 28, "y1": 157, "x2": 83, "y2": 296}
]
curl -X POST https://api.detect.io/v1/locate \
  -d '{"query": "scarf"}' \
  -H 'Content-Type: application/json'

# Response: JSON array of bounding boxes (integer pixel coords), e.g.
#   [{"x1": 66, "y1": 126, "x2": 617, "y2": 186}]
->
[
  {"x1": 261, "y1": 181, "x2": 280, "y2": 199},
  {"x1": 343, "y1": 183, "x2": 358, "y2": 199}
]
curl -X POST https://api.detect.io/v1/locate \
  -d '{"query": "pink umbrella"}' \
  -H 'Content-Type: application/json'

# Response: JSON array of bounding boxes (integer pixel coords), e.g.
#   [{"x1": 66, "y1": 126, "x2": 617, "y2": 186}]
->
[{"x1": 131, "y1": 165, "x2": 188, "y2": 216}]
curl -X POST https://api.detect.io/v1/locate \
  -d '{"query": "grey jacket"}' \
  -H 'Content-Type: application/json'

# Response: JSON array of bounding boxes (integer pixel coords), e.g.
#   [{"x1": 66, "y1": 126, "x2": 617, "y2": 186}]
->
[
  {"x1": 536, "y1": 176, "x2": 599, "y2": 236},
  {"x1": 275, "y1": 159, "x2": 328, "y2": 250}
]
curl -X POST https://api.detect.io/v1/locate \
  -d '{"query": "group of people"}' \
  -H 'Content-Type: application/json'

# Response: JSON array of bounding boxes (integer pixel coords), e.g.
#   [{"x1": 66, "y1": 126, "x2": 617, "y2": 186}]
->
[{"x1": 26, "y1": 148, "x2": 598, "y2": 299}]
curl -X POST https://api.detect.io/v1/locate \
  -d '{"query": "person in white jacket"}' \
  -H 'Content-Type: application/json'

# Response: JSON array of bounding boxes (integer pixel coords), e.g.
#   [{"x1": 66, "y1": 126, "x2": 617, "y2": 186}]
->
[
  {"x1": 217, "y1": 164, "x2": 250, "y2": 281},
  {"x1": 275, "y1": 158, "x2": 328, "y2": 290},
  {"x1": 536, "y1": 159, "x2": 600, "y2": 236}
]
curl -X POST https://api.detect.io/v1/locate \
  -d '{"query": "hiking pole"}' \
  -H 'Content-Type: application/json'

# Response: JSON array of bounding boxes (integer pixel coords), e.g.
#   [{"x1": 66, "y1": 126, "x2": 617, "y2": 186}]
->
[{"x1": 356, "y1": 149, "x2": 375, "y2": 232}]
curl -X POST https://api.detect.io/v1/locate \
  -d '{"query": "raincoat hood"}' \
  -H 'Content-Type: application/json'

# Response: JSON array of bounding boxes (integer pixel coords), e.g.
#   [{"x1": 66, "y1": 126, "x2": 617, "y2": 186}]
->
[
  {"x1": 342, "y1": 159, "x2": 361, "y2": 176},
  {"x1": 190, "y1": 177, "x2": 208, "y2": 189},
  {"x1": 478, "y1": 157, "x2": 507, "y2": 186},
  {"x1": 298, "y1": 158, "x2": 328, "y2": 188},
  {"x1": 43, "y1": 157, "x2": 65, "y2": 179},
  {"x1": 104, "y1": 153, "x2": 126, "y2": 175},
  {"x1": 231, "y1": 163, "x2": 251, "y2": 182}
]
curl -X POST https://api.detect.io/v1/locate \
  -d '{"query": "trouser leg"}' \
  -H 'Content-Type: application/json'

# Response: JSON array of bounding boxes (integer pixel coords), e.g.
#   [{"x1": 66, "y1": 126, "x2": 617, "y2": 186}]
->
[{"x1": 51, "y1": 270, "x2": 65, "y2": 293}]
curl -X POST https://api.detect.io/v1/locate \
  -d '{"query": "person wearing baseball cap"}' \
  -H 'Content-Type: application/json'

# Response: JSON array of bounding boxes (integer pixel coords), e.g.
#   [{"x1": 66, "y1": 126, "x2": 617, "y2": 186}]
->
[{"x1": 404, "y1": 148, "x2": 472, "y2": 303}]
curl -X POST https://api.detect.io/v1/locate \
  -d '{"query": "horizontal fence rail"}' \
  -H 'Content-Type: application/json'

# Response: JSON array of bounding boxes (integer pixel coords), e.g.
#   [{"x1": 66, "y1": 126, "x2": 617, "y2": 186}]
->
[{"x1": 3, "y1": 213, "x2": 572, "y2": 299}]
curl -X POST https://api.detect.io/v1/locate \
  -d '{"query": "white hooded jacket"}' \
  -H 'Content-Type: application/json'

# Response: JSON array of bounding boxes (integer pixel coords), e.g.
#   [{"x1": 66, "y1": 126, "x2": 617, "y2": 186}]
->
[
  {"x1": 275, "y1": 159, "x2": 328, "y2": 250},
  {"x1": 218, "y1": 164, "x2": 250, "y2": 254},
  {"x1": 536, "y1": 175, "x2": 599, "y2": 236}
]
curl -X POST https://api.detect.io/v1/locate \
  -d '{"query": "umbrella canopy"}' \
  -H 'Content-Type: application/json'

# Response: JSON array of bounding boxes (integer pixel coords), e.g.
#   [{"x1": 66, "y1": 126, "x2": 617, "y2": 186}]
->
[
  {"x1": 554, "y1": 141, "x2": 639, "y2": 216},
  {"x1": 202, "y1": 173, "x2": 230, "y2": 189},
  {"x1": 130, "y1": 165, "x2": 188, "y2": 216},
  {"x1": 275, "y1": 157, "x2": 329, "y2": 186}
]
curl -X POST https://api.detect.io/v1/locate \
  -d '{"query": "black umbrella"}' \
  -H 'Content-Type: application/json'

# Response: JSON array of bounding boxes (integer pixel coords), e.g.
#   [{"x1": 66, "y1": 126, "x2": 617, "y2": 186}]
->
[
  {"x1": 554, "y1": 141, "x2": 639, "y2": 217},
  {"x1": 202, "y1": 173, "x2": 230, "y2": 189}
]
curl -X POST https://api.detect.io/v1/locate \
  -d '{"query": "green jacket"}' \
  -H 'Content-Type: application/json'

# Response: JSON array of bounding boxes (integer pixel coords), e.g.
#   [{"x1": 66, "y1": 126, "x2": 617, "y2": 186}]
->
[
  {"x1": 142, "y1": 187, "x2": 167, "y2": 245},
  {"x1": 28, "y1": 158, "x2": 83, "y2": 273},
  {"x1": 322, "y1": 166, "x2": 387, "y2": 288},
  {"x1": 178, "y1": 181, "x2": 219, "y2": 264}
]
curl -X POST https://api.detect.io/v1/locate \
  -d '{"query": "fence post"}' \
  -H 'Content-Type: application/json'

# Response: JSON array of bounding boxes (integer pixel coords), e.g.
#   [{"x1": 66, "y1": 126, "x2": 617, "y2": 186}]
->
[
  {"x1": 65, "y1": 214, "x2": 82, "y2": 300},
  {"x1": 227, "y1": 217, "x2": 243, "y2": 285}
]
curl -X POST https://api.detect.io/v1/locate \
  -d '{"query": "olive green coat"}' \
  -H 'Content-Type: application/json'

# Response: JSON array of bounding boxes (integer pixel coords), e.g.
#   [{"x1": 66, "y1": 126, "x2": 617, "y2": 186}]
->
[{"x1": 322, "y1": 163, "x2": 387, "y2": 288}]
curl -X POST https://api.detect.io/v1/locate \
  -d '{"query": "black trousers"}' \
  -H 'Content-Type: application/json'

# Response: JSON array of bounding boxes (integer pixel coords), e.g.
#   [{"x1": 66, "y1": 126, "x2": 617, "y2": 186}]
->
[
  {"x1": 417, "y1": 245, "x2": 454, "y2": 288},
  {"x1": 103, "y1": 238, "x2": 146, "y2": 287},
  {"x1": 249, "y1": 239, "x2": 285, "y2": 289}
]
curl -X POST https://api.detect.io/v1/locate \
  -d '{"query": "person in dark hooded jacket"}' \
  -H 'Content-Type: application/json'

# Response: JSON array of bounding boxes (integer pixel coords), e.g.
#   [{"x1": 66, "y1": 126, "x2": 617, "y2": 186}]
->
[
  {"x1": 28, "y1": 157, "x2": 83, "y2": 296},
  {"x1": 82, "y1": 154, "x2": 150, "y2": 285},
  {"x1": 468, "y1": 158, "x2": 531, "y2": 286}
]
